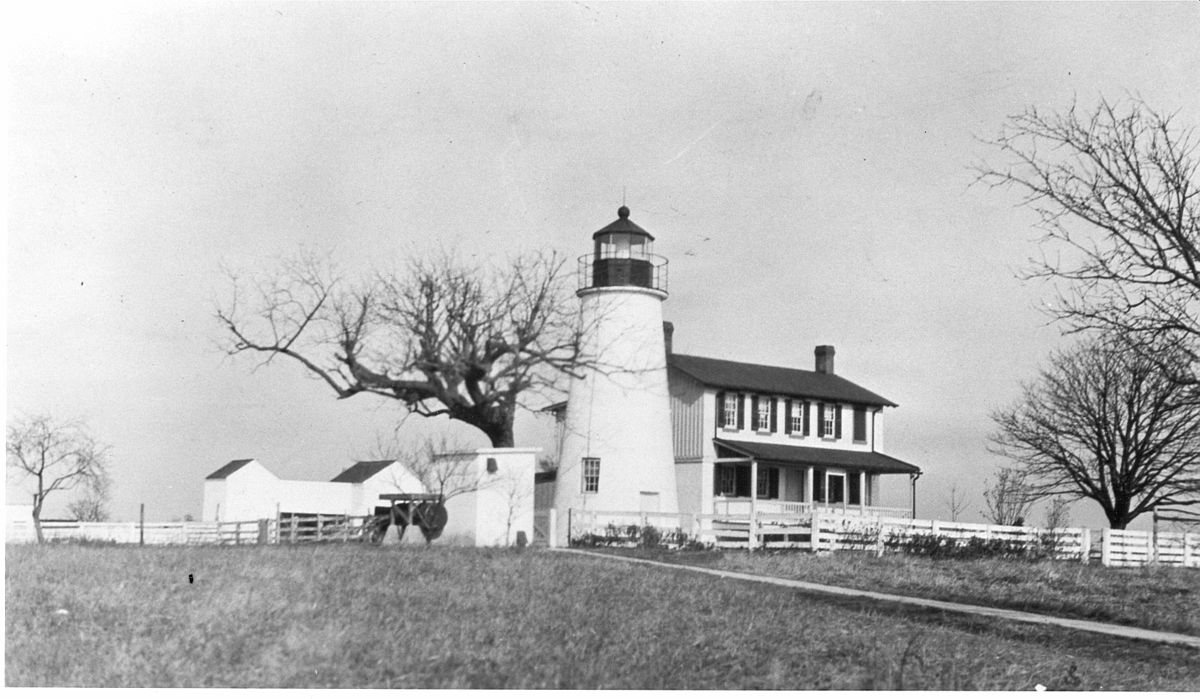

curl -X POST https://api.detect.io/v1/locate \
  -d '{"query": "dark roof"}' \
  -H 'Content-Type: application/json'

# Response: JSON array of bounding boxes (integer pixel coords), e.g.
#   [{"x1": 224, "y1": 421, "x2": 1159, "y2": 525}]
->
[
  {"x1": 715, "y1": 439, "x2": 920, "y2": 475},
  {"x1": 206, "y1": 459, "x2": 255, "y2": 480},
  {"x1": 592, "y1": 206, "x2": 654, "y2": 241},
  {"x1": 669, "y1": 353, "x2": 897, "y2": 407},
  {"x1": 331, "y1": 460, "x2": 396, "y2": 483}
]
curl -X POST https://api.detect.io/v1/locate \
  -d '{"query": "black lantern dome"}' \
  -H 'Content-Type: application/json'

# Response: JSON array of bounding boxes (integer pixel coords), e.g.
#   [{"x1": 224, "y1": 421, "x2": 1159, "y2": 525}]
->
[{"x1": 583, "y1": 206, "x2": 666, "y2": 292}]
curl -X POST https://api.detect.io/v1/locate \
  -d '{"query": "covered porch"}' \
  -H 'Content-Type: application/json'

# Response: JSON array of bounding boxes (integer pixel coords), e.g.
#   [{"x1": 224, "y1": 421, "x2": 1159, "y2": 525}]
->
[{"x1": 709, "y1": 439, "x2": 920, "y2": 519}]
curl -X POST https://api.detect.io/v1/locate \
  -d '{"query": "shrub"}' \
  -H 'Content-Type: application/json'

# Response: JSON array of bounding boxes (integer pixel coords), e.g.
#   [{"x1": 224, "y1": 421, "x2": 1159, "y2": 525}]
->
[{"x1": 884, "y1": 532, "x2": 1054, "y2": 561}]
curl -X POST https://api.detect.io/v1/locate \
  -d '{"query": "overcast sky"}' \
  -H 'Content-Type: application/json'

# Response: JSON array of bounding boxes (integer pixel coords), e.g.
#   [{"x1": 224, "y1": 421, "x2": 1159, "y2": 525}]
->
[{"x1": 8, "y1": 2, "x2": 1200, "y2": 528}]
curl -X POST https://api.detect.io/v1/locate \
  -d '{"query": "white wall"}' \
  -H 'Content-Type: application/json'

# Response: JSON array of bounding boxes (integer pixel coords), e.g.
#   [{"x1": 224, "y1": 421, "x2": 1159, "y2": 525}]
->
[
  {"x1": 441, "y1": 448, "x2": 538, "y2": 547},
  {"x1": 203, "y1": 460, "x2": 428, "y2": 523},
  {"x1": 555, "y1": 287, "x2": 679, "y2": 542}
]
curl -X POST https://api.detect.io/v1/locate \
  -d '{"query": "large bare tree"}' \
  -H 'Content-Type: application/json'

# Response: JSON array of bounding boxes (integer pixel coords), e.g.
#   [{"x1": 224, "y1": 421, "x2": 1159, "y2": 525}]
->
[
  {"x1": 990, "y1": 336, "x2": 1200, "y2": 529},
  {"x1": 218, "y1": 250, "x2": 596, "y2": 448},
  {"x1": 7, "y1": 415, "x2": 109, "y2": 543},
  {"x1": 976, "y1": 97, "x2": 1200, "y2": 375}
]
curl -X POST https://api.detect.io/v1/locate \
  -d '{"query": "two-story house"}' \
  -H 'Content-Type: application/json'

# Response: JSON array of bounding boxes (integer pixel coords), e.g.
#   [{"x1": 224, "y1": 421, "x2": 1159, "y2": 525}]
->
[{"x1": 667, "y1": 340, "x2": 920, "y2": 520}]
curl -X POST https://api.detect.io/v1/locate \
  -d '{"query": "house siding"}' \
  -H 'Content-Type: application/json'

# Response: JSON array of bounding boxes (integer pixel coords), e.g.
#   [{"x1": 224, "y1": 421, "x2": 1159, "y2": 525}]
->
[{"x1": 668, "y1": 367, "x2": 706, "y2": 461}]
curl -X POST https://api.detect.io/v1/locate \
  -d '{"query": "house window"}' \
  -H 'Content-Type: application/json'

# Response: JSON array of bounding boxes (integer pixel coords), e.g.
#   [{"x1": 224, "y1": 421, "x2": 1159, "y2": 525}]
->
[
  {"x1": 722, "y1": 393, "x2": 739, "y2": 429},
  {"x1": 717, "y1": 464, "x2": 738, "y2": 496},
  {"x1": 754, "y1": 397, "x2": 772, "y2": 432},
  {"x1": 581, "y1": 457, "x2": 600, "y2": 494},
  {"x1": 714, "y1": 464, "x2": 752, "y2": 497},
  {"x1": 789, "y1": 401, "x2": 804, "y2": 434},
  {"x1": 756, "y1": 467, "x2": 779, "y2": 499},
  {"x1": 853, "y1": 406, "x2": 867, "y2": 442},
  {"x1": 823, "y1": 404, "x2": 837, "y2": 438}
]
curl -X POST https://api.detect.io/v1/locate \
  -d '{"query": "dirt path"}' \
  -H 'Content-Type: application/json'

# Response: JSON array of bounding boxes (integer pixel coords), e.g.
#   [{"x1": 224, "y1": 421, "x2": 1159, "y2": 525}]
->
[{"x1": 558, "y1": 548, "x2": 1200, "y2": 651}]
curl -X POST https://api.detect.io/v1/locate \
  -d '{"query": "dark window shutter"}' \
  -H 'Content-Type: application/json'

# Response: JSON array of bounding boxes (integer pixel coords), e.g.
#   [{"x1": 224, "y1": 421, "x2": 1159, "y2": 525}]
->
[
  {"x1": 853, "y1": 405, "x2": 867, "y2": 441},
  {"x1": 784, "y1": 399, "x2": 793, "y2": 434},
  {"x1": 751, "y1": 395, "x2": 760, "y2": 430},
  {"x1": 817, "y1": 402, "x2": 826, "y2": 437},
  {"x1": 715, "y1": 391, "x2": 725, "y2": 430},
  {"x1": 803, "y1": 401, "x2": 810, "y2": 436},
  {"x1": 769, "y1": 398, "x2": 777, "y2": 433},
  {"x1": 835, "y1": 404, "x2": 843, "y2": 439},
  {"x1": 769, "y1": 468, "x2": 780, "y2": 499},
  {"x1": 736, "y1": 464, "x2": 750, "y2": 497},
  {"x1": 736, "y1": 394, "x2": 744, "y2": 430}
]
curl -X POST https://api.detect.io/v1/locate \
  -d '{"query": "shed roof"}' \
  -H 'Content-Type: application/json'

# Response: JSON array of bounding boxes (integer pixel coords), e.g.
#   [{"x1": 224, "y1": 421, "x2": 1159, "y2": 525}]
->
[
  {"x1": 714, "y1": 439, "x2": 920, "y2": 475},
  {"x1": 669, "y1": 353, "x2": 897, "y2": 407},
  {"x1": 205, "y1": 459, "x2": 256, "y2": 480},
  {"x1": 330, "y1": 460, "x2": 397, "y2": 483}
]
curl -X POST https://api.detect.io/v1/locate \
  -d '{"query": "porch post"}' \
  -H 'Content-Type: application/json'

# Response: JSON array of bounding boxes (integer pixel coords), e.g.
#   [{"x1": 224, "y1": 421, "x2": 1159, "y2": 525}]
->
[
  {"x1": 804, "y1": 467, "x2": 813, "y2": 507},
  {"x1": 859, "y1": 472, "x2": 867, "y2": 515},
  {"x1": 749, "y1": 459, "x2": 758, "y2": 550}
]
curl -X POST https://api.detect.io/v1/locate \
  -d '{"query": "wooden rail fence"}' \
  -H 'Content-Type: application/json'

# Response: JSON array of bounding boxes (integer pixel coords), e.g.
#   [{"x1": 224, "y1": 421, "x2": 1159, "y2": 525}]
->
[{"x1": 7, "y1": 514, "x2": 382, "y2": 546}]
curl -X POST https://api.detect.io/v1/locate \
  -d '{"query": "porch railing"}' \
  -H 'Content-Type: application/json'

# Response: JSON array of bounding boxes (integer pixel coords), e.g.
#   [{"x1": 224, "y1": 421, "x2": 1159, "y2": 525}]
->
[{"x1": 712, "y1": 498, "x2": 908, "y2": 519}]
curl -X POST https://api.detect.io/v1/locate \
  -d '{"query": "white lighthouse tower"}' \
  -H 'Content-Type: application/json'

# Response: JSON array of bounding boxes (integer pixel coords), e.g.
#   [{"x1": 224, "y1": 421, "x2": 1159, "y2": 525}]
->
[{"x1": 554, "y1": 206, "x2": 678, "y2": 542}]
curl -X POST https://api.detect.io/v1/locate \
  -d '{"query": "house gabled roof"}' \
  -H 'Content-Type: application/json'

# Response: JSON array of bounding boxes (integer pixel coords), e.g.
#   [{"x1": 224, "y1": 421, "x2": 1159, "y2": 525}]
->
[
  {"x1": 330, "y1": 460, "x2": 397, "y2": 484},
  {"x1": 206, "y1": 459, "x2": 256, "y2": 480},
  {"x1": 668, "y1": 353, "x2": 897, "y2": 407},
  {"x1": 715, "y1": 439, "x2": 920, "y2": 475}
]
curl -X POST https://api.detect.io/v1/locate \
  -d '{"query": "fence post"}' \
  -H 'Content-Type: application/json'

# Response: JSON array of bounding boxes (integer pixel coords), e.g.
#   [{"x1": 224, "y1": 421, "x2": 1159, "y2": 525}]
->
[
  {"x1": 548, "y1": 509, "x2": 558, "y2": 548},
  {"x1": 1101, "y1": 529, "x2": 1112, "y2": 567},
  {"x1": 257, "y1": 519, "x2": 269, "y2": 544},
  {"x1": 290, "y1": 514, "x2": 298, "y2": 544},
  {"x1": 275, "y1": 503, "x2": 281, "y2": 544},
  {"x1": 1079, "y1": 528, "x2": 1091, "y2": 564},
  {"x1": 139, "y1": 504, "x2": 145, "y2": 546},
  {"x1": 1186, "y1": 533, "x2": 1197, "y2": 568},
  {"x1": 810, "y1": 511, "x2": 821, "y2": 553}
]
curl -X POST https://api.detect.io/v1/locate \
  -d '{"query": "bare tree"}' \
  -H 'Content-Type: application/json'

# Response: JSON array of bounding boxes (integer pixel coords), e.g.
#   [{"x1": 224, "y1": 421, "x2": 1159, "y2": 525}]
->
[
  {"x1": 7, "y1": 415, "x2": 109, "y2": 543},
  {"x1": 1042, "y1": 497, "x2": 1072, "y2": 531},
  {"x1": 66, "y1": 471, "x2": 112, "y2": 522},
  {"x1": 368, "y1": 431, "x2": 483, "y2": 504},
  {"x1": 990, "y1": 336, "x2": 1200, "y2": 529},
  {"x1": 218, "y1": 249, "x2": 598, "y2": 447},
  {"x1": 980, "y1": 467, "x2": 1038, "y2": 526},
  {"x1": 943, "y1": 483, "x2": 971, "y2": 522},
  {"x1": 975, "y1": 96, "x2": 1200, "y2": 377}
]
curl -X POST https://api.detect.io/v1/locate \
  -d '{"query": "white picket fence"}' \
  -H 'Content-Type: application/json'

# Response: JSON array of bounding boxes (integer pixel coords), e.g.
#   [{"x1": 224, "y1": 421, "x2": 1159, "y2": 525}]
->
[{"x1": 566, "y1": 508, "x2": 1200, "y2": 568}]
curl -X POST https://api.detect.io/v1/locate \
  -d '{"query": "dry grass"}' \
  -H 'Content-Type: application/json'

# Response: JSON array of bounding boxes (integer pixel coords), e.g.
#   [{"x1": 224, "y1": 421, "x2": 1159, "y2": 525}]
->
[
  {"x1": 6, "y1": 543, "x2": 1199, "y2": 689},
  {"x1": 654, "y1": 549, "x2": 1200, "y2": 635}
]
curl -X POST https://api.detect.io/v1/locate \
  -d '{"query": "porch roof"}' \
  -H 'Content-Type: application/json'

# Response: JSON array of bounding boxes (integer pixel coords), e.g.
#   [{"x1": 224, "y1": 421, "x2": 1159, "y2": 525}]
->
[{"x1": 714, "y1": 439, "x2": 921, "y2": 475}]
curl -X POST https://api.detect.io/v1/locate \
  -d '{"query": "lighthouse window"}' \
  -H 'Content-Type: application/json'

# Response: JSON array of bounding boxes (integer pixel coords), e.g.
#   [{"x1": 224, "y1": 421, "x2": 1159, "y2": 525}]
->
[{"x1": 581, "y1": 457, "x2": 601, "y2": 494}]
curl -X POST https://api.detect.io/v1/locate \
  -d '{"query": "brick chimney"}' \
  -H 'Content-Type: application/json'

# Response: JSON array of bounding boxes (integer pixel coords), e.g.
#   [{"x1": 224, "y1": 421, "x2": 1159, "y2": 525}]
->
[
  {"x1": 663, "y1": 321, "x2": 674, "y2": 356},
  {"x1": 814, "y1": 345, "x2": 835, "y2": 374}
]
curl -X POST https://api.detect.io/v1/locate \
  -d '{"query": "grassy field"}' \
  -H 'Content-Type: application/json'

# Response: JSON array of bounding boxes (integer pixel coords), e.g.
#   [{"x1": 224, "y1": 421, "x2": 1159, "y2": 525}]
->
[
  {"x1": 6, "y1": 543, "x2": 1199, "y2": 689},
  {"x1": 610, "y1": 548, "x2": 1200, "y2": 636}
]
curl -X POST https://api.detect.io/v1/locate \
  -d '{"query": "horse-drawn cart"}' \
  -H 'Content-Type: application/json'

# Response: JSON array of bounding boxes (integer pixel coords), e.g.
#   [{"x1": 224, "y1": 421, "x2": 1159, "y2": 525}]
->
[{"x1": 367, "y1": 493, "x2": 448, "y2": 544}]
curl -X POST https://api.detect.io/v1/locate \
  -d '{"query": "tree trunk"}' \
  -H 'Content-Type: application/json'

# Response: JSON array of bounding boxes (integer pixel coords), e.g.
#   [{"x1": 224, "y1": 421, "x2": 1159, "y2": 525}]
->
[
  {"x1": 481, "y1": 419, "x2": 516, "y2": 448},
  {"x1": 32, "y1": 496, "x2": 44, "y2": 545}
]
